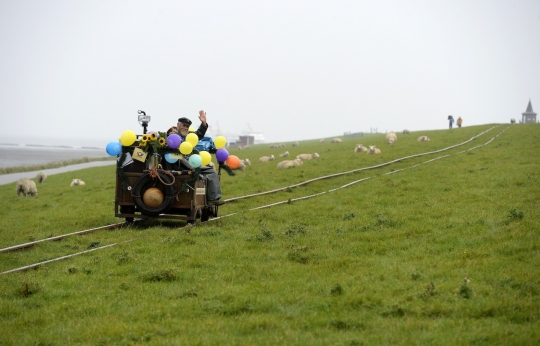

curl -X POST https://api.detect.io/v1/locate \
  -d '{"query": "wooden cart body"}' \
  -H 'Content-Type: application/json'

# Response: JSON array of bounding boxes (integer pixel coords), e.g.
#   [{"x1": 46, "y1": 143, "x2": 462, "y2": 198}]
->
[{"x1": 114, "y1": 144, "x2": 217, "y2": 223}]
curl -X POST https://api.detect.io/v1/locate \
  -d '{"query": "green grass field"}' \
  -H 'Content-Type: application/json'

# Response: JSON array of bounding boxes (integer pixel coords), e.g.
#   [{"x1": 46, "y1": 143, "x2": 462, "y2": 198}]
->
[{"x1": 0, "y1": 124, "x2": 539, "y2": 345}]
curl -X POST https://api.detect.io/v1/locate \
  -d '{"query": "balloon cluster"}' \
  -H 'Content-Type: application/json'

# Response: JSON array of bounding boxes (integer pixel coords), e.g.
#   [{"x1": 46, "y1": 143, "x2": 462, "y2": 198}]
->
[{"x1": 106, "y1": 131, "x2": 230, "y2": 169}]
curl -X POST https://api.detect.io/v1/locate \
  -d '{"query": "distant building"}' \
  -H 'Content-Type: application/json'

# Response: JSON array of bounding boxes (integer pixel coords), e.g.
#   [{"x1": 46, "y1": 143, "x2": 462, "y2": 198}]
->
[{"x1": 522, "y1": 99, "x2": 537, "y2": 123}]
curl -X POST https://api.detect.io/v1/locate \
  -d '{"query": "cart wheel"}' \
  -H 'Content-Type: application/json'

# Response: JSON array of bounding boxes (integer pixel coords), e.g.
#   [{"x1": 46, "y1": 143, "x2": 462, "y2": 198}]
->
[
  {"x1": 132, "y1": 172, "x2": 176, "y2": 216},
  {"x1": 120, "y1": 206, "x2": 135, "y2": 223},
  {"x1": 201, "y1": 207, "x2": 210, "y2": 222}
]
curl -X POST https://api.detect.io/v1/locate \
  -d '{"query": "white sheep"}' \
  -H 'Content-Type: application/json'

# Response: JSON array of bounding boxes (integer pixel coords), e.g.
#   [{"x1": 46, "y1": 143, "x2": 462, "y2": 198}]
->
[
  {"x1": 367, "y1": 146, "x2": 381, "y2": 155},
  {"x1": 36, "y1": 172, "x2": 47, "y2": 184},
  {"x1": 403, "y1": 129, "x2": 411, "y2": 134},
  {"x1": 16, "y1": 178, "x2": 38, "y2": 197},
  {"x1": 511, "y1": 118, "x2": 516, "y2": 124},
  {"x1": 277, "y1": 158, "x2": 303, "y2": 169},
  {"x1": 386, "y1": 132, "x2": 397, "y2": 144},
  {"x1": 354, "y1": 144, "x2": 368, "y2": 153},
  {"x1": 70, "y1": 179, "x2": 86, "y2": 187},
  {"x1": 259, "y1": 155, "x2": 275, "y2": 162},
  {"x1": 235, "y1": 158, "x2": 251, "y2": 171},
  {"x1": 417, "y1": 136, "x2": 430, "y2": 142},
  {"x1": 207, "y1": 162, "x2": 215, "y2": 168},
  {"x1": 330, "y1": 138, "x2": 343, "y2": 143},
  {"x1": 279, "y1": 151, "x2": 289, "y2": 157},
  {"x1": 292, "y1": 141, "x2": 299, "y2": 147},
  {"x1": 319, "y1": 138, "x2": 325, "y2": 143},
  {"x1": 296, "y1": 153, "x2": 320, "y2": 160}
]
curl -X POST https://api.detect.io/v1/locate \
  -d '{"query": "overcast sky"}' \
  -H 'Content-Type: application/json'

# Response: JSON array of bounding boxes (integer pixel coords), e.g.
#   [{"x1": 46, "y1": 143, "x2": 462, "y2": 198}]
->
[{"x1": 1, "y1": 0, "x2": 539, "y2": 147}]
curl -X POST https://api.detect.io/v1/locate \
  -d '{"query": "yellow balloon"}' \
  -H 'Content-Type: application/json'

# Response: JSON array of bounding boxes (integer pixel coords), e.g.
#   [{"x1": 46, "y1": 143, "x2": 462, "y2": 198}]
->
[
  {"x1": 179, "y1": 141, "x2": 193, "y2": 155},
  {"x1": 120, "y1": 130, "x2": 136, "y2": 146},
  {"x1": 189, "y1": 126, "x2": 195, "y2": 132},
  {"x1": 186, "y1": 133, "x2": 199, "y2": 147},
  {"x1": 199, "y1": 151, "x2": 211, "y2": 166},
  {"x1": 214, "y1": 136, "x2": 226, "y2": 149}
]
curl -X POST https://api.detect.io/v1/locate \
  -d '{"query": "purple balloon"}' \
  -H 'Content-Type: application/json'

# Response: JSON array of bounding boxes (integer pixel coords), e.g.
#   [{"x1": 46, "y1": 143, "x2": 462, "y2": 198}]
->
[
  {"x1": 215, "y1": 148, "x2": 229, "y2": 162},
  {"x1": 166, "y1": 134, "x2": 181, "y2": 149}
]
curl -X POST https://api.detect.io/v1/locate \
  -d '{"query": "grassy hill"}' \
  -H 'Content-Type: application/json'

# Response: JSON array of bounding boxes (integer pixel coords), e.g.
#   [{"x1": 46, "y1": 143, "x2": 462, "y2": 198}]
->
[{"x1": 0, "y1": 124, "x2": 539, "y2": 345}]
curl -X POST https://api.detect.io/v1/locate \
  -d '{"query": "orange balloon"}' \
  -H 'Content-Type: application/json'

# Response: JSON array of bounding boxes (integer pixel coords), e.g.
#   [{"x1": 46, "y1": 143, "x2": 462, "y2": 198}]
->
[{"x1": 226, "y1": 155, "x2": 241, "y2": 169}]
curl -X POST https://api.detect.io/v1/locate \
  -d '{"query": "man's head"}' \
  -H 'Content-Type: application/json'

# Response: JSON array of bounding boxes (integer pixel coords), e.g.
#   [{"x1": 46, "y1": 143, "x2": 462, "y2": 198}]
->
[{"x1": 177, "y1": 117, "x2": 192, "y2": 136}]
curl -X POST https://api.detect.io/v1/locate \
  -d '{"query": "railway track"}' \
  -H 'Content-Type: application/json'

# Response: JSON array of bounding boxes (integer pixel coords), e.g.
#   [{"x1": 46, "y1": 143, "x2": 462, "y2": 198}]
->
[{"x1": 1, "y1": 125, "x2": 507, "y2": 275}]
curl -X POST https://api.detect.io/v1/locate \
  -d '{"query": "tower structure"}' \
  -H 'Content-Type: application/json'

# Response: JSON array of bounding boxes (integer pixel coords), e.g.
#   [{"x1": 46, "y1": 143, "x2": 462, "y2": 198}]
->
[{"x1": 522, "y1": 99, "x2": 537, "y2": 123}]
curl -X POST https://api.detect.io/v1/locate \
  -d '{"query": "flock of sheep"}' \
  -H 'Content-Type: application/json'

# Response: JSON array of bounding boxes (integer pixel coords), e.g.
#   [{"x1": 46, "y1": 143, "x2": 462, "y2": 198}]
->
[
  {"x1": 226, "y1": 130, "x2": 432, "y2": 171},
  {"x1": 15, "y1": 172, "x2": 86, "y2": 198}
]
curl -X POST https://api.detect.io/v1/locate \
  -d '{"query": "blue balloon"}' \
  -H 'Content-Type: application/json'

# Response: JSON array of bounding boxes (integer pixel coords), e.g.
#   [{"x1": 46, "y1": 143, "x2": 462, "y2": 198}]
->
[
  {"x1": 188, "y1": 154, "x2": 202, "y2": 168},
  {"x1": 106, "y1": 142, "x2": 122, "y2": 156},
  {"x1": 164, "y1": 153, "x2": 179, "y2": 163}
]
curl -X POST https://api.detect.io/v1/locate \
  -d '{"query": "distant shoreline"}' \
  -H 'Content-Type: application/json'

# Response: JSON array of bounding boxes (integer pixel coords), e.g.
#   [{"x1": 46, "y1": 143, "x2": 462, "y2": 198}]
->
[{"x1": 0, "y1": 143, "x2": 104, "y2": 150}]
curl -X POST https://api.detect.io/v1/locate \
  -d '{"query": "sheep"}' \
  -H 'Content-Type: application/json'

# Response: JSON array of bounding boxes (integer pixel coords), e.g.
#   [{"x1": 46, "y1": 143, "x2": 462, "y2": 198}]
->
[
  {"x1": 511, "y1": 118, "x2": 516, "y2": 124},
  {"x1": 354, "y1": 144, "x2": 368, "y2": 153},
  {"x1": 235, "y1": 158, "x2": 251, "y2": 171},
  {"x1": 417, "y1": 136, "x2": 430, "y2": 142},
  {"x1": 292, "y1": 141, "x2": 299, "y2": 147},
  {"x1": 259, "y1": 155, "x2": 275, "y2": 162},
  {"x1": 36, "y1": 172, "x2": 47, "y2": 184},
  {"x1": 207, "y1": 162, "x2": 215, "y2": 168},
  {"x1": 277, "y1": 159, "x2": 303, "y2": 169},
  {"x1": 319, "y1": 138, "x2": 325, "y2": 143},
  {"x1": 330, "y1": 138, "x2": 343, "y2": 143},
  {"x1": 70, "y1": 179, "x2": 86, "y2": 187},
  {"x1": 386, "y1": 132, "x2": 397, "y2": 144},
  {"x1": 403, "y1": 129, "x2": 411, "y2": 134},
  {"x1": 279, "y1": 151, "x2": 289, "y2": 158},
  {"x1": 16, "y1": 178, "x2": 38, "y2": 197},
  {"x1": 296, "y1": 153, "x2": 320, "y2": 160},
  {"x1": 367, "y1": 146, "x2": 381, "y2": 155}
]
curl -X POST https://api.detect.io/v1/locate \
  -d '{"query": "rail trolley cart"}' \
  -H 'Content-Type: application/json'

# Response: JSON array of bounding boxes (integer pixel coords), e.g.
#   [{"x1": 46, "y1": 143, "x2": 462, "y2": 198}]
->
[{"x1": 114, "y1": 141, "x2": 220, "y2": 224}]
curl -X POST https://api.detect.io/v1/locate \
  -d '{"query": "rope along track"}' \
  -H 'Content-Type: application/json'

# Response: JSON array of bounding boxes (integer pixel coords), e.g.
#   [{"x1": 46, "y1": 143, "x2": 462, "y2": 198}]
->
[{"x1": 1, "y1": 126, "x2": 507, "y2": 274}]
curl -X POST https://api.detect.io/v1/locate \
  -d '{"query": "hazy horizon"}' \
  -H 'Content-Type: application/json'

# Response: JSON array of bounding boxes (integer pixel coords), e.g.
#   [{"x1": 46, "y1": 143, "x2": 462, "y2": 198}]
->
[{"x1": 1, "y1": 1, "x2": 539, "y2": 148}]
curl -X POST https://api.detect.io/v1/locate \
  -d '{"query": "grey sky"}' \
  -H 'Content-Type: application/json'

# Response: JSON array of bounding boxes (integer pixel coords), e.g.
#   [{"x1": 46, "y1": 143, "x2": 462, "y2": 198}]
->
[{"x1": 1, "y1": 0, "x2": 539, "y2": 147}]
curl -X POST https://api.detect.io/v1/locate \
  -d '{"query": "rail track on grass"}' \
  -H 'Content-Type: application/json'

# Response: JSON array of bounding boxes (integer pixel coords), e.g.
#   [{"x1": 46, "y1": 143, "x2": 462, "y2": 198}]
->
[{"x1": 1, "y1": 125, "x2": 509, "y2": 275}]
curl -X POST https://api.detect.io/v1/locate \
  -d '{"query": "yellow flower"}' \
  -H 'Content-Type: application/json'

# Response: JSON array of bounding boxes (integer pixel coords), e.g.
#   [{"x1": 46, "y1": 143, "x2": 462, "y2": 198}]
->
[
  {"x1": 142, "y1": 135, "x2": 149, "y2": 142},
  {"x1": 139, "y1": 140, "x2": 147, "y2": 147},
  {"x1": 150, "y1": 132, "x2": 157, "y2": 140},
  {"x1": 158, "y1": 138, "x2": 166, "y2": 146}
]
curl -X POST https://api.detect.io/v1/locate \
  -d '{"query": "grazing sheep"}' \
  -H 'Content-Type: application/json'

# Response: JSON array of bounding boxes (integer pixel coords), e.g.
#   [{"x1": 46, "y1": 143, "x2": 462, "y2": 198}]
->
[
  {"x1": 292, "y1": 141, "x2": 299, "y2": 147},
  {"x1": 70, "y1": 179, "x2": 86, "y2": 187},
  {"x1": 277, "y1": 159, "x2": 303, "y2": 169},
  {"x1": 36, "y1": 172, "x2": 47, "y2": 184},
  {"x1": 417, "y1": 136, "x2": 430, "y2": 142},
  {"x1": 259, "y1": 155, "x2": 275, "y2": 162},
  {"x1": 403, "y1": 129, "x2": 411, "y2": 134},
  {"x1": 511, "y1": 118, "x2": 516, "y2": 124},
  {"x1": 319, "y1": 139, "x2": 325, "y2": 143},
  {"x1": 367, "y1": 146, "x2": 381, "y2": 155},
  {"x1": 354, "y1": 144, "x2": 368, "y2": 153},
  {"x1": 16, "y1": 178, "x2": 38, "y2": 197},
  {"x1": 243, "y1": 145, "x2": 250, "y2": 149},
  {"x1": 279, "y1": 151, "x2": 289, "y2": 158},
  {"x1": 296, "y1": 153, "x2": 320, "y2": 160},
  {"x1": 386, "y1": 132, "x2": 397, "y2": 144},
  {"x1": 330, "y1": 138, "x2": 343, "y2": 143},
  {"x1": 235, "y1": 158, "x2": 251, "y2": 171}
]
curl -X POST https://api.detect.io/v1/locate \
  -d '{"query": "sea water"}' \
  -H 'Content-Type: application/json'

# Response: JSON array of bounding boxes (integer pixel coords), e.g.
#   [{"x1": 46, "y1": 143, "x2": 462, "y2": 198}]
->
[{"x1": 0, "y1": 144, "x2": 109, "y2": 169}]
